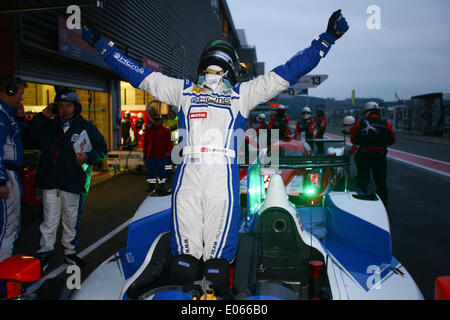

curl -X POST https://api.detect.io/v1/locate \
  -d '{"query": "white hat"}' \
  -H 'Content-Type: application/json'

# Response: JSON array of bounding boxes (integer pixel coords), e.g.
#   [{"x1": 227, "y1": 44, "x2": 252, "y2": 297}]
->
[
  {"x1": 343, "y1": 115, "x2": 355, "y2": 126},
  {"x1": 302, "y1": 107, "x2": 311, "y2": 113},
  {"x1": 363, "y1": 101, "x2": 379, "y2": 115}
]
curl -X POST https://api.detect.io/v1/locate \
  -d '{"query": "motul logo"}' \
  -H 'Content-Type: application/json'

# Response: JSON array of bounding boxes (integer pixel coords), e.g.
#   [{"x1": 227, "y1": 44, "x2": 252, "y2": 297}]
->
[{"x1": 190, "y1": 112, "x2": 207, "y2": 119}]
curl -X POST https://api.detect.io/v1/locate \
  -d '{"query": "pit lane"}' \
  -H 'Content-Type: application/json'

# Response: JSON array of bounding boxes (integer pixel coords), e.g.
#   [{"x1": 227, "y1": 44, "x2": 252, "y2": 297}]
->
[{"x1": 13, "y1": 133, "x2": 450, "y2": 300}]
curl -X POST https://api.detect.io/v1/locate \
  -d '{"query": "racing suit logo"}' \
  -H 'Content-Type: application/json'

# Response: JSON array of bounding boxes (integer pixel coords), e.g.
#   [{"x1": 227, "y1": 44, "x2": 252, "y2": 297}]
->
[
  {"x1": 190, "y1": 112, "x2": 207, "y2": 119},
  {"x1": 71, "y1": 134, "x2": 80, "y2": 143},
  {"x1": 191, "y1": 96, "x2": 231, "y2": 106},
  {"x1": 113, "y1": 52, "x2": 145, "y2": 74}
]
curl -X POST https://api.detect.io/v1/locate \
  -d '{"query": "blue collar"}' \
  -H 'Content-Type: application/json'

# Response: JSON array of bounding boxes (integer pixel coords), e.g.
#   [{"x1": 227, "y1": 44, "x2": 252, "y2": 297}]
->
[{"x1": 0, "y1": 98, "x2": 17, "y2": 116}]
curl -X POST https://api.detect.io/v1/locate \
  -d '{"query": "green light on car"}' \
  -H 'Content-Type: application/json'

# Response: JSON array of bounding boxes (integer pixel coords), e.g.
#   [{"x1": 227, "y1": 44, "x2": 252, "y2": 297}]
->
[
  {"x1": 304, "y1": 187, "x2": 317, "y2": 195},
  {"x1": 247, "y1": 162, "x2": 265, "y2": 217}
]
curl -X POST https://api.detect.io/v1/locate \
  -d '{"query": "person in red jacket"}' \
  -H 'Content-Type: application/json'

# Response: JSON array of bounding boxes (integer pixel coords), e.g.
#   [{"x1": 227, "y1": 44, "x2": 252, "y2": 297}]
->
[
  {"x1": 315, "y1": 107, "x2": 326, "y2": 153},
  {"x1": 294, "y1": 106, "x2": 316, "y2": 141},
  {"x1": 143, "y1": 114, "x2": 173, "y2": 194},
  {"x1": 342, "y1": 115, "x2": 358, "y2": 155},
  {"x1": 268, "y1": 105, "x2": 290, "y2": 140},
  {"x1": 350, "y1": 102, "x2": 396, "y2": 205}
]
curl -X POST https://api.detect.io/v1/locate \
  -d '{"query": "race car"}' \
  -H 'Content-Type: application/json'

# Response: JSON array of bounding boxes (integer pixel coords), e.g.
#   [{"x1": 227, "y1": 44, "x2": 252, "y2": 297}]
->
[{"x1": 69, "y1": 140, "x2": 423, "y2": 300}]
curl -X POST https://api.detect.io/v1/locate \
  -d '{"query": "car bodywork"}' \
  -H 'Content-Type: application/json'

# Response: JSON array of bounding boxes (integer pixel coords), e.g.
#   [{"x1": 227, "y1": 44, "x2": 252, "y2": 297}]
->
[{"x1": 72, "y1": 139, "x2": 423, "y2": 300}]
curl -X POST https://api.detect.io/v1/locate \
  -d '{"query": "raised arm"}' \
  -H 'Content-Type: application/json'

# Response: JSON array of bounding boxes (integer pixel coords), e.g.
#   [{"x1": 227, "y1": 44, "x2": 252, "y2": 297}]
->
[
  {"x1": 238, "y1": 10, "x2": 349, "y2": 117},
  {"x1": 82, "y1": 27, "x2": 184, "y2": 109}
]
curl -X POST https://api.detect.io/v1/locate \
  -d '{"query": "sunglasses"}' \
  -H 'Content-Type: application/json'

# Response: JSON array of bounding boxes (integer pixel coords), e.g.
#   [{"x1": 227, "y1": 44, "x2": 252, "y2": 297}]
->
[
  {"x1": 302, "y1": 111, "x2": 311, "y2": 114},
  {"x1": 205, "y1": 68, "x2": 224, "y2": 76}
]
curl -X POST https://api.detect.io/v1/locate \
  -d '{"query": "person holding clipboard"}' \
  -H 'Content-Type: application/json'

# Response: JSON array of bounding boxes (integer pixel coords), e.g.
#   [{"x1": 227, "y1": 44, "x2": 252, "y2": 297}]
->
[{"x1": 25, "y1": 90, "x2": 107, "y2": 272}]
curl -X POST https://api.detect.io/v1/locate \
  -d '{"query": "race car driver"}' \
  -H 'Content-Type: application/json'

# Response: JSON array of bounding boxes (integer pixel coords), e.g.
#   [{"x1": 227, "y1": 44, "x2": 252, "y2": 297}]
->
[
  {"x1": 83, "y1": 9, "x2": 349, "y2": 295},
  {"x1": 350, "y1": 102, "x2": 396, "y2": 205}
]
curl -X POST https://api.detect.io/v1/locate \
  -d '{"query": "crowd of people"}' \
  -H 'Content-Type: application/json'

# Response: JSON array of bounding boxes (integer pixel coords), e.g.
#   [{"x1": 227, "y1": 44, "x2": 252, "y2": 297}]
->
[
  {"x1": 118, "y1": 108, "x2": 177, "y2": 195},
  {"x1": 250, "y1": 99, "x2": 396, "y2": 207},
  {"x1": 0, "y1": 73, "x2": 180, "y2": 284},
  {"x1": 249, "y1": 104, "x2": 329, "y2": 155},
  {"x1": 0, "y1": 76, "x2": 108, "y2": 277}
]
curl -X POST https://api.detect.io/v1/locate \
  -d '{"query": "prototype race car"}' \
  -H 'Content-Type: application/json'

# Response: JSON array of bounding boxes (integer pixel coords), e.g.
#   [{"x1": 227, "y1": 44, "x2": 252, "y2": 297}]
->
[{"x1": 69, "y1": 138, "x2": 423, "y2": 300}]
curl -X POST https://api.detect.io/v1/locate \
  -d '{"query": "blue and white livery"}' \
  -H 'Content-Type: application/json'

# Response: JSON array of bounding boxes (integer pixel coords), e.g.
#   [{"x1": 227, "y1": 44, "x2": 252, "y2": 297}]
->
[
  {"x1": 71, "y1": 145, "x2": 423, "y2": 300},
  {"x1": 92, "y1": 32, "x2": 335, "y2": 263}
]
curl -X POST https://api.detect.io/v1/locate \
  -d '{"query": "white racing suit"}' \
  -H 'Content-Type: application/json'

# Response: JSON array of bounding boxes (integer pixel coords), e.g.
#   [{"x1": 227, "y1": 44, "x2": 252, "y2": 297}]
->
[
  {"x1": 0, "y1": 101, "x2": 24, "y2": 263},
  {"x1": 93, "y1": 32, "x2": 336, "y2": 262}
]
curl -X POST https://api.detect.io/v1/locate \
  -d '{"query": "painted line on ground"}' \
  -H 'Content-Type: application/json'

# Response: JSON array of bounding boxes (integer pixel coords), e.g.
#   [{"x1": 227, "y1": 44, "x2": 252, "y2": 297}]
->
[
  {"x1": 25, "y1": 217, "x2": 132, "y2": 295},
  {"x1": 325, "y1": 133, "x2": 450, "y2": 178}
]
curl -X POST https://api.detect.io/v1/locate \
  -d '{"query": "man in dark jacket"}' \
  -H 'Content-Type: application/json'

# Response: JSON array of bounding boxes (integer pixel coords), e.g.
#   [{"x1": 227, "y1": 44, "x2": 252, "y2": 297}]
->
[
  {"x1": 25, "y1": 90, "x2": 107, "y2": 270},
  {"x1": 350, "y1": 102, "x2": 396, "y2": 205},
  {"x1": 315, "y1": 107, "x2": 326, "y2": 154},
  {"x1": 268, "y1": 105, "x2": 290, "y2": 140},
  {"x1": 295, "y1": 106, "x2": 316, "y2": 141}
]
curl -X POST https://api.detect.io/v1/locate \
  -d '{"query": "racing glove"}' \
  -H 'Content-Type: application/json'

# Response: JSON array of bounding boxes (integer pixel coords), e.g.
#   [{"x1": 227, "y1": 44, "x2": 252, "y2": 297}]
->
[
  {"x1": 310, "y1": 9, "x2": 349, "y2": 58},
  {"x1": 82, "y1": 23, "x2": 115, "y2": 58},
  {"x1": 81, "y1": 23, "x2": 101, "y2": 47},
  {"x1": 326, "y1": 9, "x2": 349, "y2": 40}
]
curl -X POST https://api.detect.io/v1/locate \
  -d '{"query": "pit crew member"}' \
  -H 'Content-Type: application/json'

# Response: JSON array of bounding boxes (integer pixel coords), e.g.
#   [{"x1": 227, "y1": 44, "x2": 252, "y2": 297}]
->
[
  {"x1": 143, "y1": 114, "x2": 173, "y2": 194},
  {"x1": 350, "y1": 102, "x2": 396, "y2": 205},
  {"x1": 268, "y1": 105, "x2": 290, "y2": 140},
  {"x1": 295, "y1": 106, "x2": 316, "y2": 141},
  {"x1": 315, "y1": 107, "x2": 326, "y2": 153},
  {"x1": 0, "y1": 75, "x2": 27, "y2": 263}
]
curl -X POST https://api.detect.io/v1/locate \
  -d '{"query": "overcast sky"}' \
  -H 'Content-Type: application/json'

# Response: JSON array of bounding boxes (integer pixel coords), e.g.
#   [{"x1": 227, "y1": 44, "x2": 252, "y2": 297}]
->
[{"x1": 226, "y1": 0, "x2": 450, "y2": 101}]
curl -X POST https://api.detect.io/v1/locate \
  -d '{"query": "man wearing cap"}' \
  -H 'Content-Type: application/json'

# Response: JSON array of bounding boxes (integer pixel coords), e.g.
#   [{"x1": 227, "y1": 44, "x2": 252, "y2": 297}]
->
[{"x1": 25, "y1": 90, "x2": 107, "y2": 271}]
